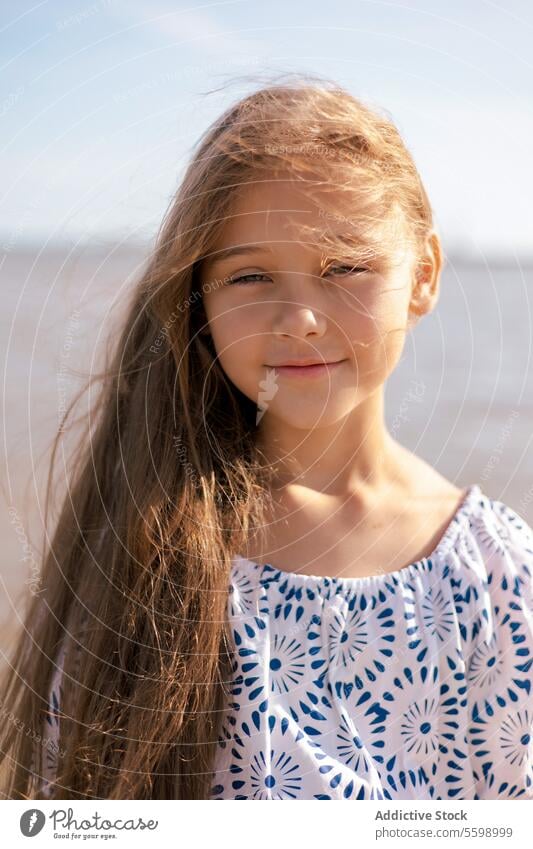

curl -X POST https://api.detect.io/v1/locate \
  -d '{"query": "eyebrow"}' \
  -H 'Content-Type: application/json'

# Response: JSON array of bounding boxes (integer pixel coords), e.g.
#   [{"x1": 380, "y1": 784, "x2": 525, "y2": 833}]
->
[{"x1": 206, "y1": 244, "x2": 273, "y2": 267}]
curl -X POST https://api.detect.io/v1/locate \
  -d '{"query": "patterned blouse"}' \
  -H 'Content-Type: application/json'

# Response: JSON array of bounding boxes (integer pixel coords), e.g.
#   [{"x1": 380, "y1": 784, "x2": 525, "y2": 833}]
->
[{"x1": 31, "y1": 484, "x2": 533, "y2": 799}]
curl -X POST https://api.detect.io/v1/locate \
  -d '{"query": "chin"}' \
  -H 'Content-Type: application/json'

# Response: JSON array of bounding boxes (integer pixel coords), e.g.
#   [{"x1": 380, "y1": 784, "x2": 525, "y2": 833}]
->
[{"x1": 260, "y1": 403, "x2": 356, "y2": 430}]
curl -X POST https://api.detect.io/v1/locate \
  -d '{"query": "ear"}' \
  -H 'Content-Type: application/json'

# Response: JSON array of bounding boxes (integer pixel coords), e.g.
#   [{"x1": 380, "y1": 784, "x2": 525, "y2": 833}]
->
[{"x1": 408, "y1": 231, "x2": 443, "y2": 321}]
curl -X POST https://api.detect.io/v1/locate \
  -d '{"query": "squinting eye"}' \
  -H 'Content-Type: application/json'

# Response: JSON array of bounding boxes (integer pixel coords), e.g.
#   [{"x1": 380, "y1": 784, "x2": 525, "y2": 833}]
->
[
  {"x1": 226, "y1": 266, "x2": 370, "y2": 286},
  {"x1": 326, "y1": 264, "x2": 369, "y2": 276},
  {"x1": 228, "y1": 273, "x2": 271, "y2": 286}
]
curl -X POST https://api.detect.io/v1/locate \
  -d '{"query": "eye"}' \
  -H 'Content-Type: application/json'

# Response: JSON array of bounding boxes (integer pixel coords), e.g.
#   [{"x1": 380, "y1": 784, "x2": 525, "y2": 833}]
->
[
  {"x1": 227, "y1": 273, "x2": 272, "y2": 286},
  {"x1": 325, "y1": 264, "x2": 369, "y2": 276}
]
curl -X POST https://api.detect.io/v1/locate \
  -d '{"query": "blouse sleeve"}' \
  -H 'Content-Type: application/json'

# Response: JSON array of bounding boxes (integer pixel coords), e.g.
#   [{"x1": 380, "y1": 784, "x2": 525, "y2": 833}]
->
[
  {"x1": 467, "y1": 499, "x2": 533, "y2": 800},
  {"x1": 30, "y1": 642, "x2": 66, "y2": 798},
  {"x1": 30, "y1": 607, "x2": 90, "y2": 798}
]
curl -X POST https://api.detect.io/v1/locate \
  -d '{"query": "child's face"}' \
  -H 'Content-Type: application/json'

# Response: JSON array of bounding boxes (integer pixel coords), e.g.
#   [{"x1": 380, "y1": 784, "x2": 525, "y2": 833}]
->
[{"x1": 200, "y1": 177, "x2": 428, "y2": 432}]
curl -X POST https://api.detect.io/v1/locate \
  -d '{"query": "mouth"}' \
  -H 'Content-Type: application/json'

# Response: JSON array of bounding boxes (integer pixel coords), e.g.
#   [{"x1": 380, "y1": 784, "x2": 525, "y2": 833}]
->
[{"x1": 265, "y1": 359, "x2": 347, "y2": 377}]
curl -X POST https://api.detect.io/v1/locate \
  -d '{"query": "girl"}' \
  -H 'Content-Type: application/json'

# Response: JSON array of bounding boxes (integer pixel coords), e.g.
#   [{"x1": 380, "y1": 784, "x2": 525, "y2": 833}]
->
[{"x1": 2, "y1": 76, "x2": 532, "y2": 801}]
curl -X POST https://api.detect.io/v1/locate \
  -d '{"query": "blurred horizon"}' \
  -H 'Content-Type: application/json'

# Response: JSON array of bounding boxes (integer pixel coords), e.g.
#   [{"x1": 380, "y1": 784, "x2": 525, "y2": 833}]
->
[{"x1": 2, "y1": 238, "x2": 533, "y2": 268}]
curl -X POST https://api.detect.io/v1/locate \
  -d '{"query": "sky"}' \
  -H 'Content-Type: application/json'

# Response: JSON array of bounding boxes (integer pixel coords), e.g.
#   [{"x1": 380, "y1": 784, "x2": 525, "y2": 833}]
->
[{"x1": 1, "y1": 0, "x2": 532, "y2": 259}]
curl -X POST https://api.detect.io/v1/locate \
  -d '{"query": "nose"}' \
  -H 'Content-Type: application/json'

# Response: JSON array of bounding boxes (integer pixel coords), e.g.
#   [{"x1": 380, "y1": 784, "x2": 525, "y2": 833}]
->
[
  {"x1": 271, "y1": 301, "x2": 328, "y2": 340},
  {"x1": 270, "y1": 279, "x2": 328, "y2": 340}
]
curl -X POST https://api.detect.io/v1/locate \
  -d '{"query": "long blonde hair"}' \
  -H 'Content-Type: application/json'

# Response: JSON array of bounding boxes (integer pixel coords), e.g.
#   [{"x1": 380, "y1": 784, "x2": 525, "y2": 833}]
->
[{"x1": 0, "y1": 72, "x2": 435, "y2": 799}]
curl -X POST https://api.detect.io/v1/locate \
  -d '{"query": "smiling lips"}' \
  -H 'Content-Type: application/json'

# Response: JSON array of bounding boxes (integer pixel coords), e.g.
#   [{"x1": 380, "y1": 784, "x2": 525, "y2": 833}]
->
[
  {"x1": 266, "y1": 359, "x2": 347, "y2": 377},
  {"x1": 269, "y1": 357, "x2": 345, "y2": 367}
]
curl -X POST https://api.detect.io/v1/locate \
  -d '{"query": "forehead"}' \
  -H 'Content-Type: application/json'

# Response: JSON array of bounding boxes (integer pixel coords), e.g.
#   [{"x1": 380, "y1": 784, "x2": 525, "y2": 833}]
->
[
  {"x1": 209, "y1": 172, "x2": 408, "y2": 256},
  {"x1": 216, "y1": 176, "x2": 327, "y2": 244}
]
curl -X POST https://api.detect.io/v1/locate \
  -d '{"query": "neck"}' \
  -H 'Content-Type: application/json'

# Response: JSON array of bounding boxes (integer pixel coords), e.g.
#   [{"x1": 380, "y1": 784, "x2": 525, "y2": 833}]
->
[{"x1": 255, "y1": 389, "x2": 405, "y2": 498}]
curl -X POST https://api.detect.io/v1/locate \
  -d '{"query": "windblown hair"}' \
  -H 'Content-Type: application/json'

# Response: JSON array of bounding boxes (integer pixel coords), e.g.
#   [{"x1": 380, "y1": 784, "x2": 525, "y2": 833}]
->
[{"x1": 0, "y1": 72, "x2": 435, "y2": 799}]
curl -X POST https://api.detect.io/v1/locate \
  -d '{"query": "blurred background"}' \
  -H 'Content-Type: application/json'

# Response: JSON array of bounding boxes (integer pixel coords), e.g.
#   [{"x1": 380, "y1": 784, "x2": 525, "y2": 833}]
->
[{"x1": 1, "y1": 1, "x2": 532, "y2": 658}]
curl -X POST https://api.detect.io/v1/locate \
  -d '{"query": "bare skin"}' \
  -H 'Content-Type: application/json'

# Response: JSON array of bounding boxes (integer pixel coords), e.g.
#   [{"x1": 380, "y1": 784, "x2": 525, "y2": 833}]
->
[
  {"x1": 200, "y1": 173, "x2": 464, "y2": 580},
  {"x1": 240, "y1": 441, "x2": 465, "y2": 580}
]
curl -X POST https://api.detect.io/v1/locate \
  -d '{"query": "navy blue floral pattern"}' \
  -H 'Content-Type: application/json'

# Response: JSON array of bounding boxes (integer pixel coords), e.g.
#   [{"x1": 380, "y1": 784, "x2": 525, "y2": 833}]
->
[{"x1": 32, "y1": 484, "x2": 533, "y2": 800}]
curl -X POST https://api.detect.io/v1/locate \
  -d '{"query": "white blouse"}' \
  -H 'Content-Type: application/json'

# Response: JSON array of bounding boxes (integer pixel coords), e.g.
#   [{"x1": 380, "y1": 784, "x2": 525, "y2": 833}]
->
[{"x1": 33, "y1": 484, "x2": 533, "y2": 800}]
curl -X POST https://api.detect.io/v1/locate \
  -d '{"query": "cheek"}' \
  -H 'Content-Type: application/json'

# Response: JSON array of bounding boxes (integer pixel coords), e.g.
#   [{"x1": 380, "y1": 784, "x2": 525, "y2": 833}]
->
[
  {"x1": 206, "y1": 308, "x2": 262, "y2": 396},
  {"x1": 337, "y1": 288, "x2": 409, "y2": 387},
  {"x1": 339, "y1": 284, "x2": 409, "y2": 345},
  {"x1": 208, "y1": 308, "x2": 259, "y2": 358}
]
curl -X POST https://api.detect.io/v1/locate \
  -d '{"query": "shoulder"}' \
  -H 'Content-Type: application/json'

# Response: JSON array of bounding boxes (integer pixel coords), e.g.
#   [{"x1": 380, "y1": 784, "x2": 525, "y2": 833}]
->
[
  {"x1": 473, "y1": 493, "x2": 533, "y2": 574},
  {"x1": 456, "y1": 490, "x2": 533, "y2": 642},
  {"x1": 427, "y1": 485, "x2": 533, "y2": 612},
  {"x1": 476, "y1": 497, "x2": 533, "y2": 615},
  {"x1": 485, "y1": 496, "x2": 533, "y2": 548}
]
